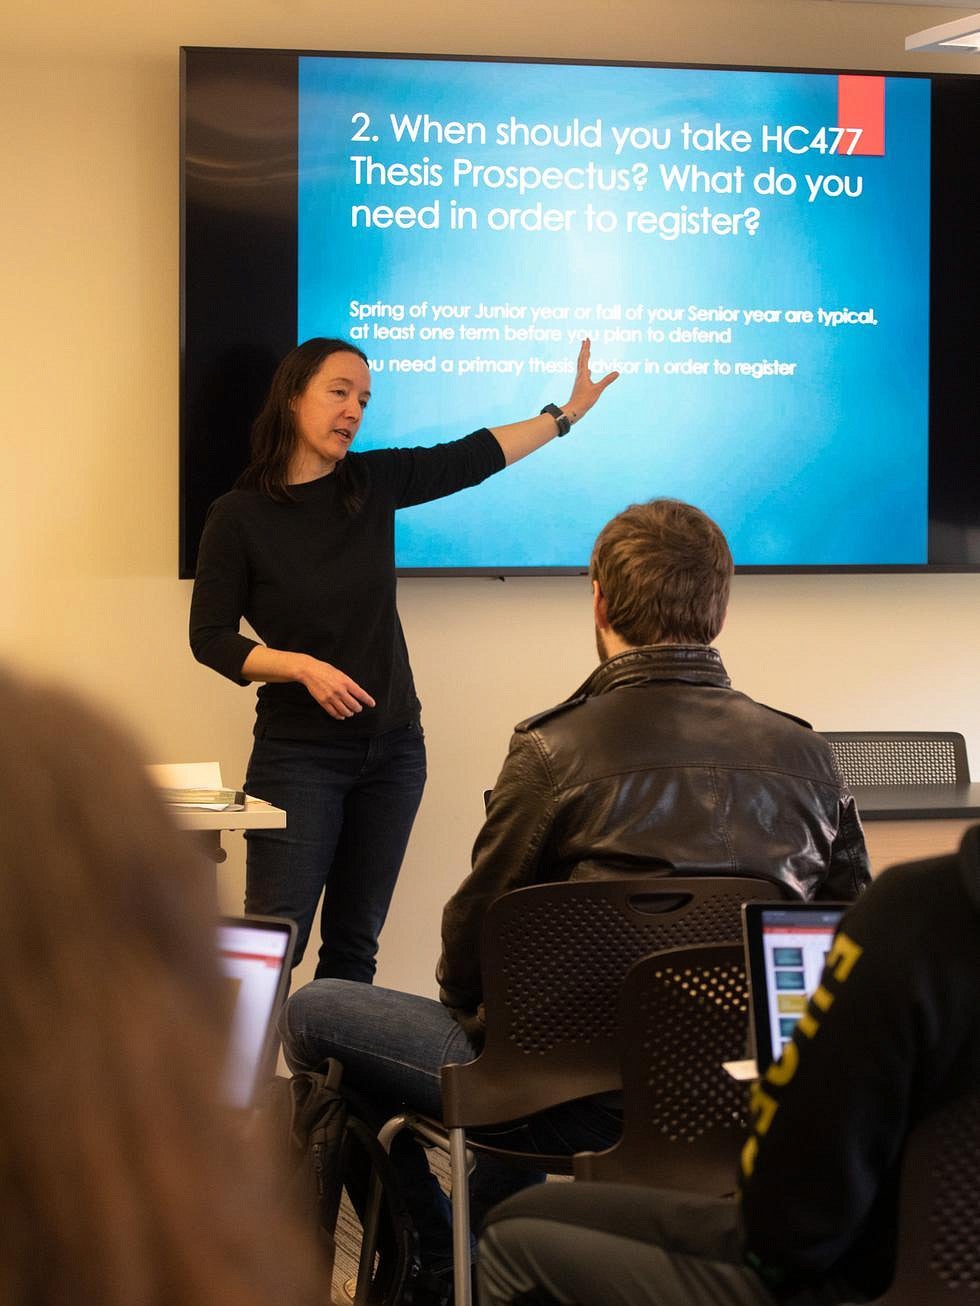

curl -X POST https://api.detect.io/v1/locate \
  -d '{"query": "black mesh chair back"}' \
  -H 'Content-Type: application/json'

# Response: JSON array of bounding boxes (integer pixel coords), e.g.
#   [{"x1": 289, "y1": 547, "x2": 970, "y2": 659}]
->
[
  {"x1": 822, "y1": 731, "x2": 970, "y2": 787},
  {"x1": 875, "y1": 1087, "x2": 980, "y2": 1302},
  {"x1": 356, "y1": 876, "x2": 786, "y2": 1306},
  {"x1": 442, "y1": 875, "x2": 785, "y2": 1129},
  {"x1": 574, "y1": 943, "x2": 750, "y2": 1194}
]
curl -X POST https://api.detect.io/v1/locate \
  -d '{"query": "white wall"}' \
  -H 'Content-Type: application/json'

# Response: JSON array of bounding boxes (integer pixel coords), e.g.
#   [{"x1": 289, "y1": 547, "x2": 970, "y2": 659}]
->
[{"x1": 2, "y1": 0, "x2": 977, "y2": 998}]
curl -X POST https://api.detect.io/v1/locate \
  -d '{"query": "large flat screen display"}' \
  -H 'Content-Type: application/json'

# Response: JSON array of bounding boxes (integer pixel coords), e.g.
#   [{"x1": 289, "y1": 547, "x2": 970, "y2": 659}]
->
[{"x1": 180, "y1": 48, "x2": 979, "y2": 576}]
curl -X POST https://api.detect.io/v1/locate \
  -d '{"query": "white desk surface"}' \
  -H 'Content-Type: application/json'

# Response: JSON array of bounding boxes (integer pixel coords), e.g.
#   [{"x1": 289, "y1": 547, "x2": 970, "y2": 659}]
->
[{"x1": 169, "y1": 798, "x2": 286, "y2": 832}]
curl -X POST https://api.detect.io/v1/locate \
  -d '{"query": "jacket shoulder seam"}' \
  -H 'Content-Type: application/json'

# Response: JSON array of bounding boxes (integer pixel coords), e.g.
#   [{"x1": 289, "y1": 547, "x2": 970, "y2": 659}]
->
[{"x1": 516, "y1": 694, "x2": 587, "y2": 732}]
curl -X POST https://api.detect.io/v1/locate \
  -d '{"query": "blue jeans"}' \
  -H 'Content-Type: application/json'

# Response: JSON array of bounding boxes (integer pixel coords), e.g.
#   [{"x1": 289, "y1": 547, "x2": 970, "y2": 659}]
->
[
  {"x1": 243, "y1": 722, "x2": 427, "y2": 981},
  {"x1": 280, "y1": 980, "x2": 623, "y2": 1272}
]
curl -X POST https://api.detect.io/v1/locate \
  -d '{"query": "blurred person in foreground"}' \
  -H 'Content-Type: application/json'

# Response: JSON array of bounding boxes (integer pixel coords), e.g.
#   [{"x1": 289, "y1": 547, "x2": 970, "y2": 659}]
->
[{"x1": 0, "y1": 669, "x2": 322, "y2": 1306}]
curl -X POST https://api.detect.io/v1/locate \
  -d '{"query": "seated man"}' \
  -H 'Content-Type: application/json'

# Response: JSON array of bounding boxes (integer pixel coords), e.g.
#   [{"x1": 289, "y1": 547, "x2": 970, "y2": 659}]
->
[
  {"x1": 280, "y1": 498, "x2": 871, "y2": 1297},
  {"x1": 479, "y1": 823, "x2": 980, "y2": 1306}
]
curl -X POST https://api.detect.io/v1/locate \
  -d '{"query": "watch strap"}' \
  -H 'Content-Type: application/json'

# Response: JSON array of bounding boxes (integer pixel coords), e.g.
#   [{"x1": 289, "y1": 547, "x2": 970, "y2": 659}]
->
[{"x1": 540, "y1": 402, "x2": 572, "y2": 437}]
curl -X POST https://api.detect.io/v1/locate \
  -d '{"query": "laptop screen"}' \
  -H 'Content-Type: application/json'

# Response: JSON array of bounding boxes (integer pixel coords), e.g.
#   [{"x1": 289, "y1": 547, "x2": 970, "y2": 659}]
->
[
  {"x1": 217, "y1": 915, "x2": 295, "y2": 1109},
  {"x1": 743, "y1": 902, "x2": 847, "y2": 1074}
]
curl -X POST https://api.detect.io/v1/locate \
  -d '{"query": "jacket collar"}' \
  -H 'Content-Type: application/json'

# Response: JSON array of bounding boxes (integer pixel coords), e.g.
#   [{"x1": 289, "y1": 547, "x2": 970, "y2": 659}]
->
[{"x1": 573, "y1": 644, "x2": 732, "y2": 699}]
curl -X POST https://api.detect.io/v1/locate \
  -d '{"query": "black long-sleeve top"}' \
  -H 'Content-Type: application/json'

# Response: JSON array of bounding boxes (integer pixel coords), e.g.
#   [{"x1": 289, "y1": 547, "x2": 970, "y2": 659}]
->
[
  {"x1": 739, "y1": 824, "x2": 980, "y2": 1301},
  {"x1": 189, "y1": 428, "x2": 505, "y2": 740}
]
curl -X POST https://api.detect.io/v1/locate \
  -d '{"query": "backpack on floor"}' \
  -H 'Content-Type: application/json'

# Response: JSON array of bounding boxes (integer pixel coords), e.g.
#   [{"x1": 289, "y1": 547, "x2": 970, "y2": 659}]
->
[{"x1": 256, "y1": 1060, "x2": 423, "y2": 1305}]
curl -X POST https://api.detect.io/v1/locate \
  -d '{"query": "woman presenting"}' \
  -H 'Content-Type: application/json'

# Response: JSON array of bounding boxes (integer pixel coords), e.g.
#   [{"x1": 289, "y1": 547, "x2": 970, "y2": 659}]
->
[{"x1": 190, "y1": 336, "x2": 617, "y2": 981}]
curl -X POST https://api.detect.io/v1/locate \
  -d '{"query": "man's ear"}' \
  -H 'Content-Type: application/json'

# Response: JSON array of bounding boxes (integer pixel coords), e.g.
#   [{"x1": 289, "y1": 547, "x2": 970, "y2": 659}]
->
[{"x1": 592, "y1": 580, "x2": 610, "y2": 631}]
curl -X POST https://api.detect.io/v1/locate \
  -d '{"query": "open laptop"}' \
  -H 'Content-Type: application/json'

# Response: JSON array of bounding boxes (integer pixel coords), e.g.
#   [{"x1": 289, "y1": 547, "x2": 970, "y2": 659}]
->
[
  {"x1": 217, "y1": 914, "x2": 296, "y2": 1109},
  {"x1": 731, "y1": 901, "x2": 848, "y2": 1080}
]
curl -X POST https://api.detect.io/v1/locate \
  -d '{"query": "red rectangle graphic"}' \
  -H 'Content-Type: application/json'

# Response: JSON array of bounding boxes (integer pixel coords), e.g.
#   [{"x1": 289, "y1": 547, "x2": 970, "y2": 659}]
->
[{"x1": 837, "y1": 75, "x2": 885, "y2": 156}]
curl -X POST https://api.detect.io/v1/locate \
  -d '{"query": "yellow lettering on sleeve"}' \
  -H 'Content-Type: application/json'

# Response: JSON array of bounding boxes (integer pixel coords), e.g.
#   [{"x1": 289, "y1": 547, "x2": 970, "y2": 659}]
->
[
  {"x1": 827, "y1": 932, "x2": 863, "y2": 982},
  {"x1": 797, "y1": 1010, "x2": 820, "y2": 1038},
  {"x1": 764, "y1": 1039, "x2": 799, "y2": 1087},
  {"x1": 750, "y1": 1085, "x2": 779, "y2": 1136},
  {"x1": 810, "y1": 984, "x2": 834, "y2": 1013},
  {"x1": 741, "y1": 1134, "x2": 759, "y2": 1178}
]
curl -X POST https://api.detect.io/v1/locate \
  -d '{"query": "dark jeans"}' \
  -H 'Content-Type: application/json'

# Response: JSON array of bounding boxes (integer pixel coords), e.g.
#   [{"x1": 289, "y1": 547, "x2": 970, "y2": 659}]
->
[
  {"x1": 243, "y1": 722, "x2": 427, "y2": 981},
  {"x1": 280, "y1": 980, "x2": 623, "y2": 1273}
]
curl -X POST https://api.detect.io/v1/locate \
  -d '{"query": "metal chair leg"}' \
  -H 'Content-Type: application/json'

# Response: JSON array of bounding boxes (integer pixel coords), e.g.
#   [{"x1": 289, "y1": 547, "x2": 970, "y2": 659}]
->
[
  {"x1": 449, "y1": 1126, "x2": 472, "y2": 1306},
  {"x1": 354, "y1": 1113, "x2": 475, "y2": 1306},
  {"x1": 354, "y1": 1114, "x2": 414, "y2": 1305}
]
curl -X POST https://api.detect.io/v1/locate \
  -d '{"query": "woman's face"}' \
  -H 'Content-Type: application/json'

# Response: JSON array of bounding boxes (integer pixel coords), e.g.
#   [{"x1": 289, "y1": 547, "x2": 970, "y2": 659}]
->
[{"x1": 288, "y1": 351, "x2": 372, "y2": 481}]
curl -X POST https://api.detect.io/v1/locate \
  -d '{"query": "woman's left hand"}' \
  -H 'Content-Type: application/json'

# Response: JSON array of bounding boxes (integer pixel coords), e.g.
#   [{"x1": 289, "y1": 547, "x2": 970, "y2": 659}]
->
[{"x1": 563, "y1": 338, "x2": 619, "y2": 426}]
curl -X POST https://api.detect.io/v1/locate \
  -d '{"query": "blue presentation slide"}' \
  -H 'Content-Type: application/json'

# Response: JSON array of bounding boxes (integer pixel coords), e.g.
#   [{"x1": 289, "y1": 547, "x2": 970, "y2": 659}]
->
[{"x1": 296, "y1": 57, "x2": 931, "y2": 569}]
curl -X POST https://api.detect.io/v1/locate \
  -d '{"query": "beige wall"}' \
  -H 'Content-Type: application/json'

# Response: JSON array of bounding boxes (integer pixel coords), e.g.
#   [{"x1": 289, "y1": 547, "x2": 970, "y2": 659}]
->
[{"x1": 2, "y1": 0, "x2": 977, "y2": 997}]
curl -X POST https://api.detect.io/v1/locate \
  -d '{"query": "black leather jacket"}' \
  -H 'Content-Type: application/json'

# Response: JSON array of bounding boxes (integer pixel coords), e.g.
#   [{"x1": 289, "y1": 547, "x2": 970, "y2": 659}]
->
[{"x1": 438, "y1": 645, "x2": 870, "y2": 1030}]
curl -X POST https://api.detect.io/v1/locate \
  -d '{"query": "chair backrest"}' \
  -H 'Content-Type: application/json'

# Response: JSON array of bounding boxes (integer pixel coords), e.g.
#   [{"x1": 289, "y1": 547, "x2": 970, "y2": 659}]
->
[
  {"x1": 441, "y1": 876, "x2": 781, "y2": 1129},
  {"x1": 821, "y1": 732, "x2": 970, "y2": 787},
  {"x1": 574, "y1": 943, "x2": 750, "y2": 1193},
  {"x1": 875, "y1": 1087, "x2": 980, "y2": 1303}
]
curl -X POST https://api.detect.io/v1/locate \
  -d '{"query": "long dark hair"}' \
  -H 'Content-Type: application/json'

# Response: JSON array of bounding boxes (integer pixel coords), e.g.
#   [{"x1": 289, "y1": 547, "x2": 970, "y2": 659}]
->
[
  {"x1": 235, "y1": 337, "x2": 369, "y2": 513},
  {"x1": 0, "y1": 669, "x2": 324, "y2": 1306}
]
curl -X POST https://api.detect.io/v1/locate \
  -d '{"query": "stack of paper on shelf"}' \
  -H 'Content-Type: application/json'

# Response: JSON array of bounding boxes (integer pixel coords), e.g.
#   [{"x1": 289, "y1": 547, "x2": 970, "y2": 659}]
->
[{"x1": 146, "y1": 761, "x2": 246, "y2": 811}]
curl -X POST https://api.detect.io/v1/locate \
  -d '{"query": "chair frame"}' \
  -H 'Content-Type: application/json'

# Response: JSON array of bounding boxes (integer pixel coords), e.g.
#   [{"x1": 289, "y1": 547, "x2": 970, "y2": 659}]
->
[{"x1": 354, "y1": 874, "x2": 788, "y2": 1306}]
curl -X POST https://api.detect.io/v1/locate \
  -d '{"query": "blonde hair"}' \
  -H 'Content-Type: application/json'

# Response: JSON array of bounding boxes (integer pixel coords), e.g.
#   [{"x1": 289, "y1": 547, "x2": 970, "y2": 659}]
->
[
  {"x1": 0, "y1": 670, "x2": 321, "y2": 1306},
  {"x1": 590, "y1": 499, "x2": 733, "y2": 646}
]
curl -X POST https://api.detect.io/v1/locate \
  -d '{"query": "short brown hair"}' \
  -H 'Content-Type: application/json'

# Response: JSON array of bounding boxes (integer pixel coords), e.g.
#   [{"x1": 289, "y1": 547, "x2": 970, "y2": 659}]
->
[{"x1": 590, "y1": 499, "x2": 733, "y2": 646}]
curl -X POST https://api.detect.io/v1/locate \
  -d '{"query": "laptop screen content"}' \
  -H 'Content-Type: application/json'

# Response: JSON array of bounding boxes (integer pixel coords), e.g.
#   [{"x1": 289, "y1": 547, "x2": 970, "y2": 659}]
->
[
  {"x1": 217, "y1": 916, "x2": 295, "y2": 1109},
  {"x1": 743, "y1": 903, "x2": 846, "y2": 1073}
]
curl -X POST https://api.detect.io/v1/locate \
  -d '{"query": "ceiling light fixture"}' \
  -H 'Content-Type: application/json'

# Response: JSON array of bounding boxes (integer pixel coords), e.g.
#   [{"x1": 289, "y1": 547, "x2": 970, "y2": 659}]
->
[{"x1": 906, "y1": 11, "x2": 980, "y2": 52}]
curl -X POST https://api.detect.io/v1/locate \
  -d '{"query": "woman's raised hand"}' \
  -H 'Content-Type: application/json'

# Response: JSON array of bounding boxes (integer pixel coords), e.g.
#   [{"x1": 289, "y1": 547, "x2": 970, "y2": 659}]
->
[{"x1": 563, "y1": 338, "x2": 620, "y2": 425}]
